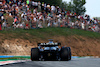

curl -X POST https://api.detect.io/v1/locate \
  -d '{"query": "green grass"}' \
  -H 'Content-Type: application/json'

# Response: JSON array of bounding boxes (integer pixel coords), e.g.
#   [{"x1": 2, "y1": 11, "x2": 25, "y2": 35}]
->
[{"x1": 0, "y1": 27, "x2": 100, "y2": 40}]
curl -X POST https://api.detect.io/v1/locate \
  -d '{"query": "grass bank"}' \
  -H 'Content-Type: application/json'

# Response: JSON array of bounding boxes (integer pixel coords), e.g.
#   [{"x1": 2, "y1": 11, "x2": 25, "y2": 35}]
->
[{"x1": 0, "y1": 27, "x2": 100, "y2": 39}]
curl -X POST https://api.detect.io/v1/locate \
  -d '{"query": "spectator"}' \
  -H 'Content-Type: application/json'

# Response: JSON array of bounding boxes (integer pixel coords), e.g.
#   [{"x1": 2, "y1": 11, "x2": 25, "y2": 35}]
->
[
  {"x1": 25, "y1": 22, "x2": 29, "y2": 29},
  {"x1": 6, "y1": 22, "x2": 11, "y2": 30},
  {"x1": 81, "y1": 22, "x2": 85, "y2": 30},
  {"x1": 38, "y1": 1, "x2": 41, "y2": 11},
  {"x1": 0, "y1": 19, "x2": 2, "y2": 30},
  {"x1": 0, "y1": 0, "x2": 99, "y2": 33},
  {"x1": 51, "y1": 5, "x2": 55, "y2": 13},
  {"x1": 2, "y1": 20, "x2": 7, "y2": 30}
]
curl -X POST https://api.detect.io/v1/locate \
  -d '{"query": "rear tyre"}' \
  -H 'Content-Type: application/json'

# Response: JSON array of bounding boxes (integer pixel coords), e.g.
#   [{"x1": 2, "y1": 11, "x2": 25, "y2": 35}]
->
[
  {"x1": 31, "y1": 48, "x2": 39, "y2": 61},
  {"x1": 60, "y1": 47, "x2": 69, "y2": 61},
  {"x1": 67, "y1": 47, "x2": 71, "y2": 60}
]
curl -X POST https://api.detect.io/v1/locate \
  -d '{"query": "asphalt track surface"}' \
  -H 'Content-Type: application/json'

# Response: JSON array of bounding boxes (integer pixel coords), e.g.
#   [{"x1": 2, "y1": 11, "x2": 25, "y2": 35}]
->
[{"x1": 1, "y1": 58, "x2": 100, "y2": 67}]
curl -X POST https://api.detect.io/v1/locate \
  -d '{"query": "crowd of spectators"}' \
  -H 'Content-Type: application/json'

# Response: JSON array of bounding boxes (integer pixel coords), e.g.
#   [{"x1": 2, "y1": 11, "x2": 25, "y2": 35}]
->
[{"x1": 0, "y1": 0, "x2": 100, "y2": 32}]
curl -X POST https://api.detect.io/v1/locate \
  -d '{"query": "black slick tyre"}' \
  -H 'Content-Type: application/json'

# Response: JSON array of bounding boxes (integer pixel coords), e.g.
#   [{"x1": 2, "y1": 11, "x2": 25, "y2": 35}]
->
[
  {"x1": 31, "y1": 48, "x2": 39, "y2": 61},
  {"x1": 60, "y1": 47, "x2": 69, "y2": 61},
  {"x1": 67, "y1": 47, "x2": 71, "y2": 60}
]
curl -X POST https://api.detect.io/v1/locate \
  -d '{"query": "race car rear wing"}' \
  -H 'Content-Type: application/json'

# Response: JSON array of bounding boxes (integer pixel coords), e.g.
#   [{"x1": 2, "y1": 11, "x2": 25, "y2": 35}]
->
[{"x1": 38, "y1": 43, "x2": 61, "y2": 47}]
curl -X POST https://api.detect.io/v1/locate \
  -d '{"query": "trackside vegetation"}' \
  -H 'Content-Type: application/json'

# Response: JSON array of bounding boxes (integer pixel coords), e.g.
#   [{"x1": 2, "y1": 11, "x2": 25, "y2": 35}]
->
[{"x1": 0, "y1": 27, "x2": 100, "y2": 40}]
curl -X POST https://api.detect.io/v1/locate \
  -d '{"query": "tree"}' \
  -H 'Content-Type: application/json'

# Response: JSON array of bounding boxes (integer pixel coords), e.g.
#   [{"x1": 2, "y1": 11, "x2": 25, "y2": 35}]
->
[
  {"x1": 72, "y1": 0, "x2": 86, "y2": 15},
  {"x1": 31, "y1": 0, "x2": 86, "y2": 15},
  {"x1": 67, "y1": 2, "x2": 74, "y2": 12},
  {"x1": 33, "y1": 0, "x2": 62, "y2": 6},
  {"x1": 60, "y1": 2, "x2": 68, "y2": 10}
]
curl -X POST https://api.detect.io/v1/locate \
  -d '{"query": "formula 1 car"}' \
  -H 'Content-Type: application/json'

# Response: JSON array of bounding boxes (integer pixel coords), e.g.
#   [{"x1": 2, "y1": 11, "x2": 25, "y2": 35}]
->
[{"x1": 31, "y1": 39, "x2": 71, "y2": 61}]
